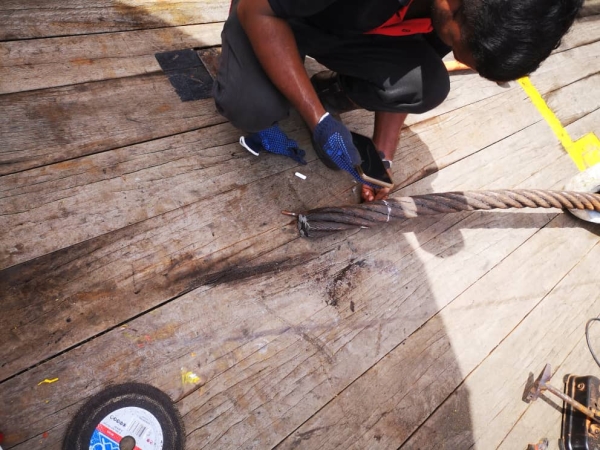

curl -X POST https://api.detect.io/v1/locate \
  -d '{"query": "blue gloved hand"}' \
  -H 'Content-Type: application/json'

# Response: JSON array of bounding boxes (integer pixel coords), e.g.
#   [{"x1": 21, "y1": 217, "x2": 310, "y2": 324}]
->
[
  {"x1": 312, "y1": 113, "x2": 377, "y2": 188},
  {"x1": 240, "y1": 124, "x2": 307, "y2": 165}
]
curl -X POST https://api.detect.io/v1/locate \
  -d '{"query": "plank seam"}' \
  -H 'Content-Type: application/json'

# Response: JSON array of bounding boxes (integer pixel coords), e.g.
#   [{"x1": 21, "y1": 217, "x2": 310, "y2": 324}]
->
[
  {"x1": 268, "y1": 210, "x2": 531, "y2": 449},
  {"x1": 563, "y1": 104, "x2": 600, "y2": 128},
  {"x1": 0, "y1": 69, "x2": 162, "y2": 99},
  {"x1": 397, "y1": 118, "x2": 544, "y2": 192},
  {"x1": 0, "y1": 20, "x2": 226, "y2": 44},
  {"x1": 394, "y1": 217, "x2": 560, "y2": 449},
  {"x1": 401, "y1": 230, "x2": 598, "y2": 450},
  {"x1": 0, "y1": 230, "x2": 305, "y2": 385},
  {"x1": 543, "y1": 72, "x2": 600, "y2": 106},
  {"x1": 494, "y1": 241, "x2": 600, "y2": 449},
  {"x1": 0, "y1": 117, "x2": 226, "y2": 177}
]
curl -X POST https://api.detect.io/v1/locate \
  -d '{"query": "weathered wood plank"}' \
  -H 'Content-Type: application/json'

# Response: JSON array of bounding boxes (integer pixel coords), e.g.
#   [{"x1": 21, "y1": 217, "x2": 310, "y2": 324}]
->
[
  {"x1": 0, "y1": 59, "x2": 597, "y2": 390},
  {"x1": 557, "y1": 14, "x2": 600, "y2": 51},
  {"x1": 2, "y1": 14, "x2": 597, "y2": 97},
  {"x1": 182, "y1": 205, "x2": 544, "y2": 450},
  {"x1": 0, "y1": 23, "x2": 223, "y2": 94},
  {"x1": 498, "y1": 298, "x2": 600, "y2": 449},
  {"x1": 270, "y1": 104, "x2": 600, "y2": 450},
  {"x1": 525, "y1": 40, "x2": 600, "y2": 95},
  {"x1": 279, "y1": 231, "x2": 599, "y2": 450},
  {"x1": 0, "y1": 209, "x2": 560, "y2": 448},
  {"x1": 395, "y1": 60, "x2": 600, "y2": 190},
  {"x1": 0, "y1": 0, "x2": 229, "y2": 41},
  {"x1": 3, "y1": 95, "x2": 597, "y2": 449},
  {"x1": 0, "y1": 72, "x2": 224, "y2": 176},
  {"x1": 4, "y1": 50, "x2": 598, "y2": 270},
  {"x1": 0, "y1": 146, "x2": 324, "y2": 382},
  {"x1": 0, "y1": 112, "x2": 367, "y2": 383},
  {"x1": 402, "y1": 239, "x2": 600, "y2": 450},
  {"x1": 0, "y1": 115, "x2": 344, "y2": 271},
  {"x1": 0, "y1": 0, "x2": 594, "y2": 42},
  {"x1": 1, "y1": 31, "x2": 597, "y2": 178},
  {"x1": 580, "y1": 0, "x2": 600, "y2": 17}
]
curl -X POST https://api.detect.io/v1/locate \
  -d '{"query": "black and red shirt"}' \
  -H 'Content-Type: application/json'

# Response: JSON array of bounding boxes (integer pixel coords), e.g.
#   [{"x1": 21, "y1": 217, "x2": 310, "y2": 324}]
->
[{"x1": 267, "y1": 0, "x2": 433, "y2": 37}]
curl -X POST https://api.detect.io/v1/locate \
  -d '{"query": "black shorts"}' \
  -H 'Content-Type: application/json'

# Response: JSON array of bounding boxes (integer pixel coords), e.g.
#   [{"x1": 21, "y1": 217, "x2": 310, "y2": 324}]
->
[{"x1": 213, "y1": 2, "x2": 451, "y2": 132}]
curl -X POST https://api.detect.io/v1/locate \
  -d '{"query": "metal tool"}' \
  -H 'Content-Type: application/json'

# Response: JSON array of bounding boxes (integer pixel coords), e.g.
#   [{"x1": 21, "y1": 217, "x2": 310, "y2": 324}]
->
[
  {"x1": 526, "y1": 364, "x2": 600, "y2": 450},
  {"x1": 526, "y1": 364, "x2": 599, "y2": 422}
]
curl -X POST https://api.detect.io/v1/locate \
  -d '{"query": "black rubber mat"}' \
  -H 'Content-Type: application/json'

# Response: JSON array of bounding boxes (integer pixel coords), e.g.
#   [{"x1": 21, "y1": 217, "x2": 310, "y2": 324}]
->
[{"x1": 155, "y1": 49, "x2": 214, "y2": 102}]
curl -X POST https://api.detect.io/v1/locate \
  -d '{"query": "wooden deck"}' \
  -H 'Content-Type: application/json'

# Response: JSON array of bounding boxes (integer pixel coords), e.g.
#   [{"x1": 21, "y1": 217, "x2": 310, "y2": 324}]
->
[{"x1": 1, "y1": 2, "x2": 600, "y2": 449}]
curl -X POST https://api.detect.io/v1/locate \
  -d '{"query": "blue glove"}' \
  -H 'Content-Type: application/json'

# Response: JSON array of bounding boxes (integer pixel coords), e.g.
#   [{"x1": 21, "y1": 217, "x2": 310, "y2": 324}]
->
[
  {"x1": 240, "y1": 124, "x2": 307, "y2": 165},
  {"x1": 313, "y1": 113, "x2": 377, "y2": 188}
]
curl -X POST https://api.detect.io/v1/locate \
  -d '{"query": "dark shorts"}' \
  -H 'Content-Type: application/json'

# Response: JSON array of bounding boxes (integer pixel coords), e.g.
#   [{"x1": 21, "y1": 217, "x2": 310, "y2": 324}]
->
[{"x1": 213, "y1": 3, "x2": 451, "y2": 132}]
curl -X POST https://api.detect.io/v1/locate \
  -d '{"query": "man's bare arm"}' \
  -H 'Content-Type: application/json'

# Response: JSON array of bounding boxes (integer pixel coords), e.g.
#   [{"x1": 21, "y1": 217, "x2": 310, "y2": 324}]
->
[
  {"x1": 373, "y1": 111, "x2": 407, "y2": 160},
  {"x1": 237, "y1": 0, "x2": 326, "y2": 130},
  {"x1": 362, "y1": 111, "x2": 407, "y2": 202}
]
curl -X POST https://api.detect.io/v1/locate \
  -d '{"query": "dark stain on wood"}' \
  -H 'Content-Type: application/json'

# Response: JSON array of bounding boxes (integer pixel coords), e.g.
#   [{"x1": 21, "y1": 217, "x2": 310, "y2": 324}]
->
[
  {"x1": 325, "y1": 259, "x2": 367, "y2": 307},
  {"x1": 289, "y1": 425, "x2": 335, "y2": 448},
  {"x1": 181, "y1": 254, "x2": 314, "y2": 293}
]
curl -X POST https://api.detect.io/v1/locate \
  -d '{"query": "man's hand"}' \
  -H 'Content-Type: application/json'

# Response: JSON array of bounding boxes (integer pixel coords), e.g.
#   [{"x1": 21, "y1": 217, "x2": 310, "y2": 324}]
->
[
  {"x1": 361, "y1": 183, "x2": 391, "y2": 202},
  {"x1": 313, "y1": 113, "x2": 379, "y2": 189},
  {"x1": 360, "y1": 111, "x2": 407, "y2": 202},
  {"x1": 240, "y1": 124, "x2": 307, "y2": 165}
]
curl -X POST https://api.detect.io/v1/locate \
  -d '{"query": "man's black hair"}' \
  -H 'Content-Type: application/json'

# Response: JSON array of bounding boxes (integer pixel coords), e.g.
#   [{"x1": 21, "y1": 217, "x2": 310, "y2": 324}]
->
[{"x1": 462, "y1": 0, "x2": 583, "y2": 82}]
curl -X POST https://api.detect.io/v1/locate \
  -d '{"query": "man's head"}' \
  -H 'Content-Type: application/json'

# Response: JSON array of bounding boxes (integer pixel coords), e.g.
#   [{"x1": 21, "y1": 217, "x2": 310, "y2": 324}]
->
[{"x1": 431, "y1": 0, "x2": 584, "y2": 81}]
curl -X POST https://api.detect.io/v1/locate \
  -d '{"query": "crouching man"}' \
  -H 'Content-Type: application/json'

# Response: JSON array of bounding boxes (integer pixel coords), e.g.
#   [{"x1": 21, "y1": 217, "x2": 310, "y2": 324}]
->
[{"x1": 213, "y1": 0, "x2": 582, "y2": 201}]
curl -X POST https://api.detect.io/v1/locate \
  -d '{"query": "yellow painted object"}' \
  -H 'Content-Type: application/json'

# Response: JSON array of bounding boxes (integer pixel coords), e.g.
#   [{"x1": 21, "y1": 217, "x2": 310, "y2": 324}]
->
[
  {"x1": 181, "y1": 369, "x2": 201, "y2": 385},
  {"x1": 517, "y1": 76, "x2": 600, "y2": 171}
]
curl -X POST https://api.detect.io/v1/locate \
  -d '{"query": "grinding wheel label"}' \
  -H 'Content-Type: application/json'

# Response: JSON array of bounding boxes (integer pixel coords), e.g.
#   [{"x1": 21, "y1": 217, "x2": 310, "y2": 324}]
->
[{"x1": 90, "y1": 407, "x2": 164, "y2": 450}]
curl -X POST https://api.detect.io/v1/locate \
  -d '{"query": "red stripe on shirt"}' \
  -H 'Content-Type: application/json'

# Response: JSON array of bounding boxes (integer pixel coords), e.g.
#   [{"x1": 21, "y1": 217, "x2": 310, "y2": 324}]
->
[{"x1": 365, "y1": 0, "x2": 433, "y2": 36}]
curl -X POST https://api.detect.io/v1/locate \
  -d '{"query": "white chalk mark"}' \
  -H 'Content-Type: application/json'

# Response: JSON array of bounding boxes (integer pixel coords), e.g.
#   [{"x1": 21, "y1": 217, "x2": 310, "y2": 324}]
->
[
  {"x1": 295, "y1": 172, "x2": 307, "y2": 180},
  {"x1": 382, "y1": 200, "x2": 391, "y2": 222}
]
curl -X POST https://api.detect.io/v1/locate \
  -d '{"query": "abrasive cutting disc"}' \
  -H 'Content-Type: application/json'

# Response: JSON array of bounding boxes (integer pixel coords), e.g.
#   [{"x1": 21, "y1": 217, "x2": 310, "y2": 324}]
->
[{"x1": 63, "y1": 383, "x2": 185, "y2": 450}]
